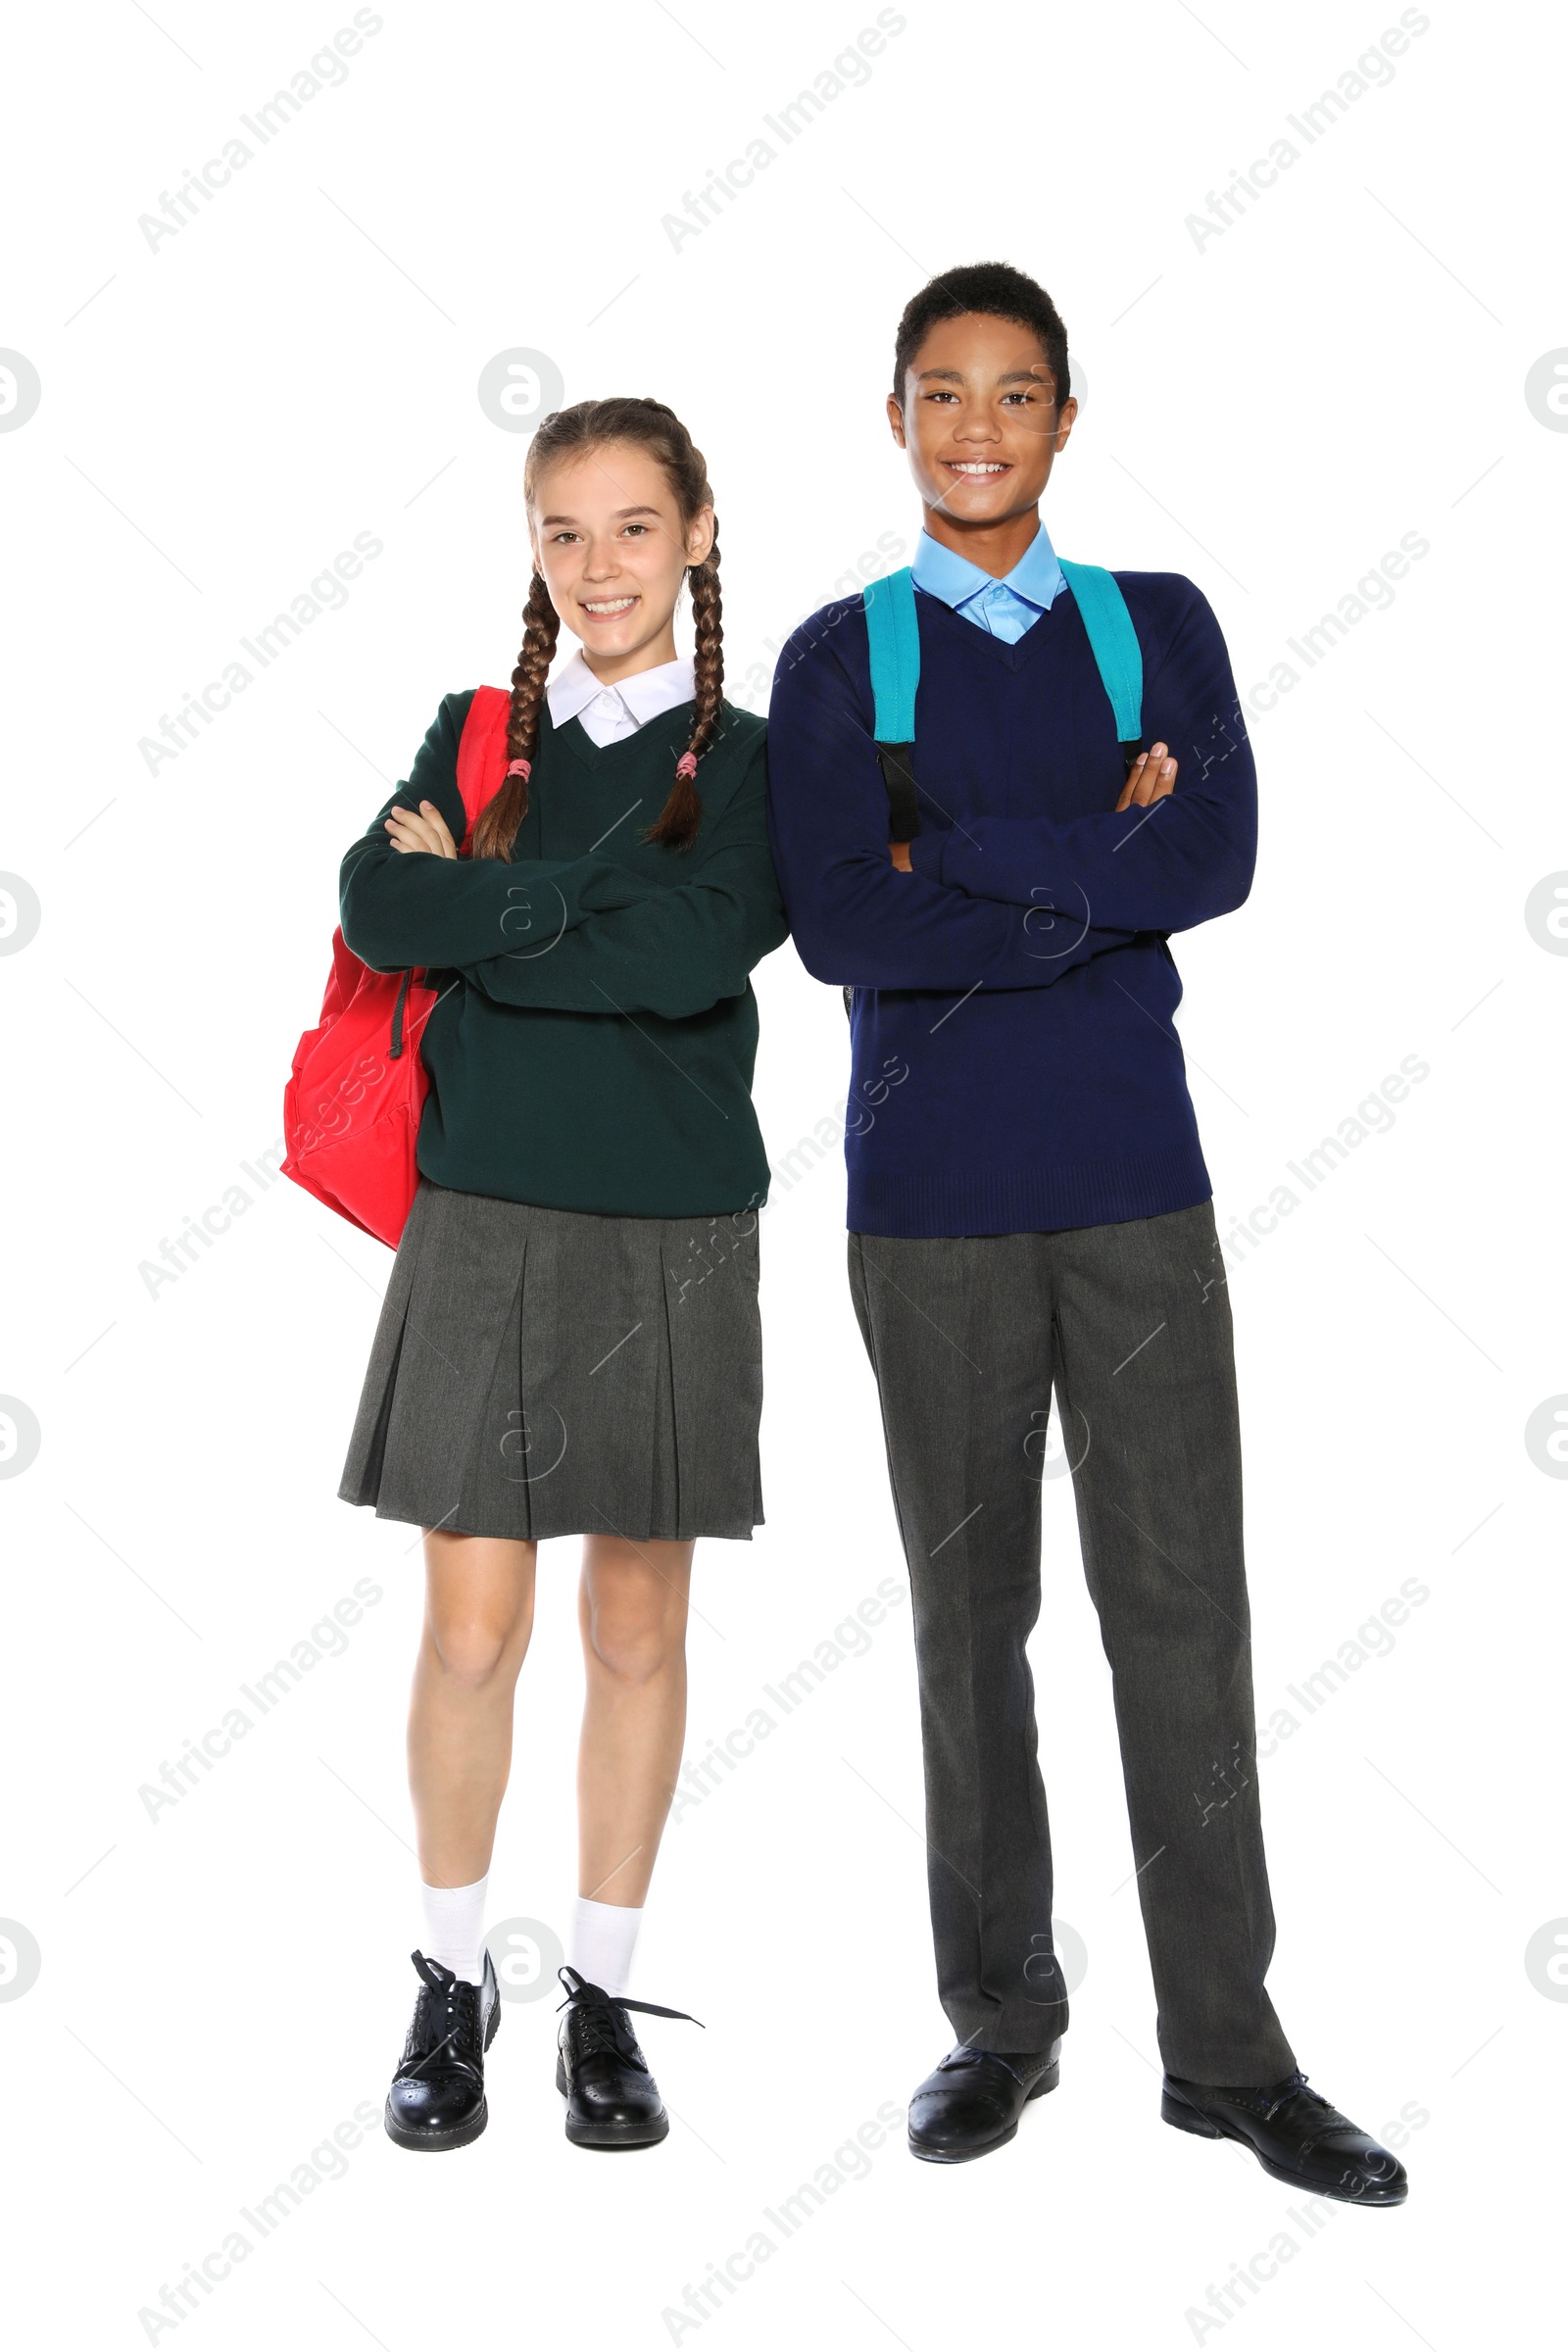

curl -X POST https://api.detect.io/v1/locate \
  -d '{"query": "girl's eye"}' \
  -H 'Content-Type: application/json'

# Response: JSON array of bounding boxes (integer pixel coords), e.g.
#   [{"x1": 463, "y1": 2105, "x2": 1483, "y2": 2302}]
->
[{"x1": 622, "y1": 523, "x2": 649, "y2": 538}]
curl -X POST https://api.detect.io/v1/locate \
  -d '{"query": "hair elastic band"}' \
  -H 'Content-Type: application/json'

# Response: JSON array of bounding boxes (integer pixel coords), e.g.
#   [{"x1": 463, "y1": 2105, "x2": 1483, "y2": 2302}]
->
[
  {"x1": 674, "y1": 752, "x2": 698, "y2": 781},
  {"x1": 506, "y1": 759, "x2": 531, "y2": 781}
]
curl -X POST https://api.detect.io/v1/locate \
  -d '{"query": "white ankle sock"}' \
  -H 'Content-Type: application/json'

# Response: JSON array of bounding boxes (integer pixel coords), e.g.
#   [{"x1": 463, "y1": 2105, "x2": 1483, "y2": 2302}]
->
[
  {"x1": 570, "y1": 1896, "x2": 643, "y2": 1997},
  {"x1": 418, "y1": 1874, "x2": 489, "y2": 1986}
]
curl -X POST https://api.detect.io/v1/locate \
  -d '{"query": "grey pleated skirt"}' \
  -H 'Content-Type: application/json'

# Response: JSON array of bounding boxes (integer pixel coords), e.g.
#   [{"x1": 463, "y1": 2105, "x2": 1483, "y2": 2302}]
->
[{"x1": 338, "y1": 1178, "x2": 763, "y2": 1543}]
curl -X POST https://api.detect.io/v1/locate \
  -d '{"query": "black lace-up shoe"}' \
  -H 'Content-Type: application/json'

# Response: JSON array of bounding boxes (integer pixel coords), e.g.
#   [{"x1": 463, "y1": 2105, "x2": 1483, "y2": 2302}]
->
[
  {"x1": 384, "y1": 1950, "x2": 501, "y2": 2151},
  {"x1": 1162, "y1": 2069, "x2": 1408, "y2": 2204},
  {"x1": 555, "y1": 1966, "x2": 701, "y2": 2150},
  {"x1": 907, "y1": 2042, "x2": 1061, "y2": 2164}
]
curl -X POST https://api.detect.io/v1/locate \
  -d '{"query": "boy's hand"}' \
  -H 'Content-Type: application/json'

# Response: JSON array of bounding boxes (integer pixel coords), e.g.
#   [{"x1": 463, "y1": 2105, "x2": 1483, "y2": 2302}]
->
[
  {"x1": 1115, "y1": 743, "x2": 1177, "y2": 812},
  {"x1": 385, "y1": 799, "x2": 461, "y2": 858},
  {"x1": 884, "y1": 743, "x2": 1175, "y2": 855}
]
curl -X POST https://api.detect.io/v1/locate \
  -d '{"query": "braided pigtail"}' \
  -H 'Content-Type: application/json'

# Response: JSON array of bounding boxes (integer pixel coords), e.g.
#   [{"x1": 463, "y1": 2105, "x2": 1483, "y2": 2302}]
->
[
  {"x1": 645, "y1": 533, "x2": 722, "y2": 853},
  {"x1": 470, "y1": 569, "x2": 560, "y2": 863}
]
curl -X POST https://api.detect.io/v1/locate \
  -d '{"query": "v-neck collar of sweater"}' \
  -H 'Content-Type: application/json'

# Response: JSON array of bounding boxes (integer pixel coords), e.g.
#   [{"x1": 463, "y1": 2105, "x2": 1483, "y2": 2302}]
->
[
  {"x1": 913, "y1": 576, "x2": 1073, "y2": 672},
  {"x1": 542, "y1": 698, "x2": 698, "y2": 772}
]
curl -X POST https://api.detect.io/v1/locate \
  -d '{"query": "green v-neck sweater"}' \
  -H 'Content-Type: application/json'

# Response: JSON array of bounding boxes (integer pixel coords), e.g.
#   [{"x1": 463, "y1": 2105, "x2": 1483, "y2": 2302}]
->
[{"x1": 338, "y1": 691, "x2": 787, "y2": 1217}]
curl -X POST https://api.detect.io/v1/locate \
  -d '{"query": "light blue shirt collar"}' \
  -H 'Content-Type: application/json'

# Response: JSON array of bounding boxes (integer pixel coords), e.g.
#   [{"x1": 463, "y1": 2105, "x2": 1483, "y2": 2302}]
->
[{"x1": 909, "y1": 521, "x2": 1065, "y2": 643}]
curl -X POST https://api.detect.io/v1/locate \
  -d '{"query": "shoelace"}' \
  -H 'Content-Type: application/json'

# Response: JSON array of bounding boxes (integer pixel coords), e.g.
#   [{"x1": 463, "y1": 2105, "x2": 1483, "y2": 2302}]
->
[
  {"x1": 936, "y1": 2046, "x2": 1038, "y2": 2083},
  {"x1": 1252, "y1": 2072, "x2": 1356, "y2": 2132},
  {"x1": 556, "y1": 1966, "x2": 702, "y2": 2067},
  {"x1": 398, "y1": 1951, "x2": 482, "y2": 2082}
]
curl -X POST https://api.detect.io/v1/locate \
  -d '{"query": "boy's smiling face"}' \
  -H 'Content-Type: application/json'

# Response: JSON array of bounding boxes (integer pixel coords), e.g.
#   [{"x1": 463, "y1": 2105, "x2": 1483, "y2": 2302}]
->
[{"x1": 888, "y1": 310, "x2": 1077, "y2": 536}]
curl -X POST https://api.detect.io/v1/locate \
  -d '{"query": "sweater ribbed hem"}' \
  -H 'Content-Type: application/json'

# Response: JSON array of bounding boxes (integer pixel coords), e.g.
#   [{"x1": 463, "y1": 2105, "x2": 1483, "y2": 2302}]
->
[
  {"x1": 848, "y1": 1145, "x2": 1212, "y2": 1239},
  {"x1": 416, "y1": 1146, "x2": 772, "y2": 1222}
]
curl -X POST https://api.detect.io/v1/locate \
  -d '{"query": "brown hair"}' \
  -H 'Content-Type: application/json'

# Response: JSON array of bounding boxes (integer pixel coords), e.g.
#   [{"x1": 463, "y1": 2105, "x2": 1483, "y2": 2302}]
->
[{"x1": 470, "y1": 397, "x2": 723, "y2": 860}]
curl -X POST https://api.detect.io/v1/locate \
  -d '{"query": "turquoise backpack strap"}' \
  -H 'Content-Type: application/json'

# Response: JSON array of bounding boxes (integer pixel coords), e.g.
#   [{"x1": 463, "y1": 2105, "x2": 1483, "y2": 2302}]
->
[
  {"x1": 1058, "y1": 560, "x2": 1144, "y2": 768},
  {"x1": 861, "y1": 566, "x2": 922, "y2": 842},
  {"x1": 862, "y1": 564, "x2": 919, "y2": 739},
  {"x1": 860, "y1": 559, "x2": 1145, "y2": 850}
]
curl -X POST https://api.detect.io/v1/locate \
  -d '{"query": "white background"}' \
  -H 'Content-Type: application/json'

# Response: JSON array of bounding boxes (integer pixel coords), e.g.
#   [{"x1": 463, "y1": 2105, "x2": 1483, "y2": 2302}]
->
[{"x1": 2, "y1": 1, "x2": 1563, "y2": 2345}]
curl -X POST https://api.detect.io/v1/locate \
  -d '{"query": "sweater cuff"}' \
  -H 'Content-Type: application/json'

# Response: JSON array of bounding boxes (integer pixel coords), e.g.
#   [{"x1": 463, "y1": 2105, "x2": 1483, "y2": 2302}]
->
[{"x1": 906, "y1": 831, "x2": 947, "y2": 885}]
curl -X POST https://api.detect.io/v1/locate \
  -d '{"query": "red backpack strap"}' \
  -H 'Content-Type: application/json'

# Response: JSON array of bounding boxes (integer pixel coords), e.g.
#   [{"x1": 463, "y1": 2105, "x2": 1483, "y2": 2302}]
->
[{"x1": 455, "y1": 685, "x2": 514, "y2": 849}]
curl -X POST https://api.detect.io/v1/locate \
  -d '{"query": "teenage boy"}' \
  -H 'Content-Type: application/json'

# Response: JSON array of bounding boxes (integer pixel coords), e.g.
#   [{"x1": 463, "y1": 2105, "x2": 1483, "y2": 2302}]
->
[{"x1": 764, "y1": 262, "x2": 1406, "y2": 2201}]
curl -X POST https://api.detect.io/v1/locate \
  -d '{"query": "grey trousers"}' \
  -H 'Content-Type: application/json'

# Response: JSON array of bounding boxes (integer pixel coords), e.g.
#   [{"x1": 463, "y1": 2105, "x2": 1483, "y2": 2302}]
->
[{"x1": 847, "y1": 1199, "x2": 1297, "y2": 2084}]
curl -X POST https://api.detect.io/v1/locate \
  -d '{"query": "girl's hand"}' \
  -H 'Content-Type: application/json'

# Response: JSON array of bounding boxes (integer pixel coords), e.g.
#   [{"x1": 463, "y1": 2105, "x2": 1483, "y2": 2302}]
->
[
  {"x1": 385, "y1": 799, "x2": 461, "y2": 858},
  {"x1": 1115, "y1": 743, "x2": 1177, "y2": 812}
]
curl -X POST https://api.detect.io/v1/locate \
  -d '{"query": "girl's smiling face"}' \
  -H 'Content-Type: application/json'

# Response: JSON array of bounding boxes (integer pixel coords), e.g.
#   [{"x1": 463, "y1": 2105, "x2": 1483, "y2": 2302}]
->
[{"x1": 530, "y1": 440, "x2": 714, "y2": 682}]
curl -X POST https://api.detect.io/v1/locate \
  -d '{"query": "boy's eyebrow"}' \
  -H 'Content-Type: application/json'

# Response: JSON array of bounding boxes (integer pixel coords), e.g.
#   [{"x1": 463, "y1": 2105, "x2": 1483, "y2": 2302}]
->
[
  {"x1": 913, "y1": 367, "x2": 1050, "y2": 387},
  {"x1": 537, "y1": 503, "x2": 666, "y2": 525}
]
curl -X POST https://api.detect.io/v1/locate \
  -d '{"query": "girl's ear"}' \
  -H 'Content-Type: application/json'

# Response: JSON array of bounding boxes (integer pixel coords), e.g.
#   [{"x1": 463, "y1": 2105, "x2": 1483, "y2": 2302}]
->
[{"x1": 685, "y1": 504, "x2": 716, "y2": 568}]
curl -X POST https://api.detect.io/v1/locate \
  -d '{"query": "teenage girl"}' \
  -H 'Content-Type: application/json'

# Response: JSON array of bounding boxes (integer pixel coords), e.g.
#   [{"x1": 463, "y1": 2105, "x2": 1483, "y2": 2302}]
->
[{"x1": 335, "y1": 397, "x2": 785, "y2": 2151}]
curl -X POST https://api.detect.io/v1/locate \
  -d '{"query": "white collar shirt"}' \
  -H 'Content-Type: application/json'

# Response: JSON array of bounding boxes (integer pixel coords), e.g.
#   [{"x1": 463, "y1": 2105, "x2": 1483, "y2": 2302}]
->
[{"x1": 545, "y1": 649, "x2": 697, "y2": 747}]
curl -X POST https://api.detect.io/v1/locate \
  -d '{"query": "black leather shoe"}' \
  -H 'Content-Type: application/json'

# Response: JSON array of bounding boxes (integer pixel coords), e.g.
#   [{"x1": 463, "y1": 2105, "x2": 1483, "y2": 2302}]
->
[
  {"x1": 384, "y1": 1950, "x2": 500, "y2": 2151},
  {"x1": 907, "y1": 2042, "x2": 1061, "y2": 2165},
  {"x1": 555, "y1": 1967, "x2": 701, "y2": 2151},
  {"x1": 1162, "y1": 2068, "x2": 1408, "y2": 2204}
]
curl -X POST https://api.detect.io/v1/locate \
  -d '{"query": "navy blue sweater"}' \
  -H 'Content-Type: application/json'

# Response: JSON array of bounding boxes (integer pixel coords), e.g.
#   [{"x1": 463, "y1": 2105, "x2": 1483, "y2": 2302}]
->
[{"x1": 764, "y1": 572, "x2": 1255, "y2": 1237}]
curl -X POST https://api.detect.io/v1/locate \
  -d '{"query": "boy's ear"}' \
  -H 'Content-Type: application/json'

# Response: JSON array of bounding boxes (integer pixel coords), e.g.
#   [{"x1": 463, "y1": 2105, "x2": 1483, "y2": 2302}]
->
[{"x1": 886, "y1": 391, "x2": 907, "y2": 449}]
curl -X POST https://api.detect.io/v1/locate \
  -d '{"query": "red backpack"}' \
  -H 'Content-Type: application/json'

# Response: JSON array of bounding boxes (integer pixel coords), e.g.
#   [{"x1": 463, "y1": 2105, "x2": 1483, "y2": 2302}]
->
[{"x1": 282, "y1": 686, "x2": 512, "y2": 1249}]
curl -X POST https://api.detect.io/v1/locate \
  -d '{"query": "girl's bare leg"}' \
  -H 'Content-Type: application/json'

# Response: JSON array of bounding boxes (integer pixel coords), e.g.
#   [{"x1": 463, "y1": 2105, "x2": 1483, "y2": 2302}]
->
[
  {"x1": 575, "y1": 1535, "x2": 693, "y2": 1910},
  {"x1": 409, "y1": 1530, "x2": 537, "y2": 1887}
]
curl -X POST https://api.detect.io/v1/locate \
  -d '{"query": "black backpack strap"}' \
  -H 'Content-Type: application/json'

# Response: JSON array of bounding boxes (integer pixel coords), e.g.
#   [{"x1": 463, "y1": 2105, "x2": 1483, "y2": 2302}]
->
[
  {"x1": 876, "y1": 742, "x2": 921, "y2": 843},
  {"x1": 388, "y1": 967, "x2": 413, "y2": 1059}
]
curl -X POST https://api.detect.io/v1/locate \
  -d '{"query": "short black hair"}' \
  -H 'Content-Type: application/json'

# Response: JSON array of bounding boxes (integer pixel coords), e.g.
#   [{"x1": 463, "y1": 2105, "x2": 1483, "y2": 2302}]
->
[{"x1": 892, "y1": 262, "x2": 1069, "y2": 408}]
